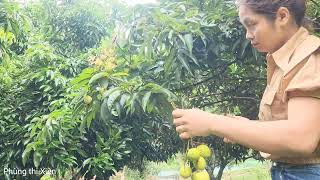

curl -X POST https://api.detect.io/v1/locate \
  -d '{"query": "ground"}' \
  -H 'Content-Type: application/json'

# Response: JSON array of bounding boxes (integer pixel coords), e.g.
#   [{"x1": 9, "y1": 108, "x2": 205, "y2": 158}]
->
[{"x1": 110, "y1": 156, "x2": 272, "y2": 180}]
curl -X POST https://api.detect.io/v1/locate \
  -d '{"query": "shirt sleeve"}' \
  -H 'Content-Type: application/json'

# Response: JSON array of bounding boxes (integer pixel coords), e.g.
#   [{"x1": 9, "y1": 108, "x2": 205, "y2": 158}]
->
[{"x1": 284, "y1": 51, "x2": 320, "y2": 100}]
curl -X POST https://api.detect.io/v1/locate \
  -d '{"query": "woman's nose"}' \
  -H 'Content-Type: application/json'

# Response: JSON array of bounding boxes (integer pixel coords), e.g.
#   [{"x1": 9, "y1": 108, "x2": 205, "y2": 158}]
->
[{"x1": 246, "y1": 30, "x2": 254, "y2": 40}]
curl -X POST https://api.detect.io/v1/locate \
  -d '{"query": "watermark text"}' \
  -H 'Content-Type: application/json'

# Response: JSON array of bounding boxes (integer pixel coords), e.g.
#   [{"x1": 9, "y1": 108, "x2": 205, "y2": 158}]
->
[{"x1": 4, "y1": 168, "x2": 56, "y2": 176}]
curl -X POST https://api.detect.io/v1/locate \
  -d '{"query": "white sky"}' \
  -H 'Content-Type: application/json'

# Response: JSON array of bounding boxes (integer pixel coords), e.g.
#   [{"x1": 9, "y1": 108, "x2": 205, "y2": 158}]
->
[
  {"x1": 15, "y1": 0, "x2": 159, "y2": 6},
  {"x1": 121, "y1": 0, "x2": 158, "y2": 6}
]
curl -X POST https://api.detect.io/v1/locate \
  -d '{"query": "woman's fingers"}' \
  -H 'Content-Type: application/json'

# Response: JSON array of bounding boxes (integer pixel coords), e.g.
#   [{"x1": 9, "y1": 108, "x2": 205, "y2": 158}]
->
[
  {"x1": 179, "y1": 132, "x2": 190, "y2": 139},
  {"x1": 172, "y1": 108, "x2": 186, "y2": 118},
  {"x1": 176, "y1": 124, "x2": 190, "y2": 139},
  {"x1": 173, "y1": 117, "x2": 186, "y2": 126},
  {"x1": 172, "y1": 109, "x2": 192, "y2": 139},
  {"x1": 176, "y1": 125, "x2": 187, "y2": 133}
]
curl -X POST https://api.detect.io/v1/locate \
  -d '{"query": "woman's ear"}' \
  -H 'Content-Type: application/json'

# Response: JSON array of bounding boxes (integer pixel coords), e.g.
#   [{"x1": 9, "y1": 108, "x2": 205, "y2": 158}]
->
[{"x1": 275, "y1": 7, "x2": 292, "y2": 27}]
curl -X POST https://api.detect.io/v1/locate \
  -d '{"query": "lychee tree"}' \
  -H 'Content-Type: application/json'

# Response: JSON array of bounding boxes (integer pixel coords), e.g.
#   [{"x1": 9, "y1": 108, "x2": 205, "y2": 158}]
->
[
  {"x1": 119, "y1": 0, "x2": 320, "y2": 178},
  {"x1": 114, "y1": 1, "x2": 264, "y2": 179},
  {"x1": 1, "y1": 0, "x2": 319, "y2": 180},
  {"x1": 65, "y1": 44, "x2": 185, "y2": 178}
]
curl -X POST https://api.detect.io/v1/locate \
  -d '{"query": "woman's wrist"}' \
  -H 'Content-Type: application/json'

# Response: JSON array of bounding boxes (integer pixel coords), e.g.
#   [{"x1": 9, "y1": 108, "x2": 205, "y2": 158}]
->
[
  {"x1": 209, "y1": 114, "x2": 246, "y2": 138},
  {"x1": 209, "y1": 114, "x2": 226, "y2": 136}
]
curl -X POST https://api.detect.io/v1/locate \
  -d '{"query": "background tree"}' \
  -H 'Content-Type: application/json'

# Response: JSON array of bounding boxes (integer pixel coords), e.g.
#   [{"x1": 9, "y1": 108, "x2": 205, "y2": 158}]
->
[{"x1": 1, "y1": 0, "x2": 319, "y2": 180}]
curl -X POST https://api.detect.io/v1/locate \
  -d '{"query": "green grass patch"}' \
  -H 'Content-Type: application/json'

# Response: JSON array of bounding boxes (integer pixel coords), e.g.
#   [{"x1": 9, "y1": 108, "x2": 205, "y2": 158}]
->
[
  {"x1": 112, "y1": 156, "x2": 272, "y2": 180},
  {"x1": 222, "y1": 160, "x2": 271, "y2": 180}
]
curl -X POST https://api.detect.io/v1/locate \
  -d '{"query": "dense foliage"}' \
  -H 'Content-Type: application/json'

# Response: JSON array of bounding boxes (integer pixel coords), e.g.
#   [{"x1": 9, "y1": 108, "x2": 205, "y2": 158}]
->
[{"x1": 1, "y1": 0, "x2": 319, "y2": 179}]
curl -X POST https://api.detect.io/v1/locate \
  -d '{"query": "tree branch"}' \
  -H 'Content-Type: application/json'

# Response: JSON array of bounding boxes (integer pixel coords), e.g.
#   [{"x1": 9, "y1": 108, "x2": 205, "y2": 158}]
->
[
  {"x1": 198, "y1": 96, "x2": 260, "y2": 109},
  {"x1": 172, "y1": 59, "x2": 239, "y2": 91},
  {"x1": 230, "y1": 96, "x2": 260, "y2": 102},
  {"x1": 172, "y1": 66, "x2": 266, "y2": 93}
]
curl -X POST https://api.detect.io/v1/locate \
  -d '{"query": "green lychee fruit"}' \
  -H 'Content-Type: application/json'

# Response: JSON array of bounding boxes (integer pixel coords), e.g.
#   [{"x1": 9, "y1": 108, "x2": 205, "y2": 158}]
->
[
  {"x1": 84, "y1": 95, "x2": 93, "y2": 104},
  {"x1": 187, "y1": 148, "x2": 200, "y2": 161},
  {"x1": 197, "y1": 144, "x2": 212, "y2": 158},
  {"x1": 195, "y1": 157, "x2": 206, "y2": 170},
  {"x1": 179, "y1": 165, "x2": 192, "y2": 178},
  {"x1": 191, "y1": 170, "x2": 210, "y2": 180}
]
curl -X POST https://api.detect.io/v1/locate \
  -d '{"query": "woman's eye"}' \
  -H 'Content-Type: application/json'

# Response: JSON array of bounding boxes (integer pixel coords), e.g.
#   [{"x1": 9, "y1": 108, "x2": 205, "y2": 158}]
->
[
  {"x1": 247, "y1": 22, "x2": 256, "y2": 27},
  {"x1": 246, "y1": 22, "x2": 256, "y2": 30}
]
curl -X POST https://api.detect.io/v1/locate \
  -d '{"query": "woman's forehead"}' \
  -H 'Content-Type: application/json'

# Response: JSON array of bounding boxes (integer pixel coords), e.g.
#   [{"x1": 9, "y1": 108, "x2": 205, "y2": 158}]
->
[
  {"x1": 238, "y1": 5, "x2": 255, "y2": 16},
  {"x1": 238, "y1": 5, "x2": 256, "y2": 22}
]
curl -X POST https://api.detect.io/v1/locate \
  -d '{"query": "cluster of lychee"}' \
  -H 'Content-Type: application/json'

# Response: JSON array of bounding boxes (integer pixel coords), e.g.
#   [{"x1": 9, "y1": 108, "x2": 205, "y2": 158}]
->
[{"x1": 180, "y1": 144, "x2": 212, "y2": 180}]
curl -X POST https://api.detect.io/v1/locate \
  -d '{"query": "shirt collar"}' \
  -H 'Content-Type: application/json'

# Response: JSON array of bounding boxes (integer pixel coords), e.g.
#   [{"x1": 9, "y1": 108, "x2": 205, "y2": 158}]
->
[{"x1": 266, "y1": 27, "x2": 309, "y2": 71}]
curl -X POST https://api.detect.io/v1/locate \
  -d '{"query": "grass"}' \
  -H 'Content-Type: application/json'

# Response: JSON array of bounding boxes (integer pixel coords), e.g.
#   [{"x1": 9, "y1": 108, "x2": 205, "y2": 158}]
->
[
  {"x1": 110, "y1": 155, "x2": 272, "y2": 180},
  {"x1": 110, "y1": 154, "x2": 182, "y2": 180},
  {"x1": 222, "y1": 160, "x2": 271, "y2": 180}
]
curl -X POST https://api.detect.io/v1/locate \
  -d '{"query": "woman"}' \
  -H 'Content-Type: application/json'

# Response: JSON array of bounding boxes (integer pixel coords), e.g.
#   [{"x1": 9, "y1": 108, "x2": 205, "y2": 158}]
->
[{"x1": 172, "y1": 0, "x2": 320, "y2": 179}]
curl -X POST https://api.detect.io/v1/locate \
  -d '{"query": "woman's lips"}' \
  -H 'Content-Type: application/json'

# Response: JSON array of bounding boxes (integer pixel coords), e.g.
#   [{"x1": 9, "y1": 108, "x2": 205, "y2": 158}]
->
[{"x1": 252, "y1": 43, "x2": 259, "y2": 48}]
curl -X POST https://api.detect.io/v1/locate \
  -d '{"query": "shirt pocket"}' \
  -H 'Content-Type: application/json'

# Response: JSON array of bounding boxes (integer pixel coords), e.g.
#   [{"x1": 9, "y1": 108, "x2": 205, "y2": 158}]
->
[
  {"x1": 262, "y1": 87, "x2": 277, "y2": 105},
  {"x1": 259, "y1": 87, "x2": 277, "y2": 121}
]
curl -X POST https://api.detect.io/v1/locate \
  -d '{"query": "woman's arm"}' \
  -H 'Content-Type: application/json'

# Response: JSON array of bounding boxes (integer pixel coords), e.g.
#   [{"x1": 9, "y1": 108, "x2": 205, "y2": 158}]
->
[{"x1": 173, "y1": 96, "x2": 320, "y2": 157}]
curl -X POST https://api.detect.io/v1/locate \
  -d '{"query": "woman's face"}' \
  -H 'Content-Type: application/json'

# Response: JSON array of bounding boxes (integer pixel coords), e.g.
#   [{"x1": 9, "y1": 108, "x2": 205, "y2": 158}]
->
[{"x1": 238, "y1": 5, "x2": 288, "y2": 53}]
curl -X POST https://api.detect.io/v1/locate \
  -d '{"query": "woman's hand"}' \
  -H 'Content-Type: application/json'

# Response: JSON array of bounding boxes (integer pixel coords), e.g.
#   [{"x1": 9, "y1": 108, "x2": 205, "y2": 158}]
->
[
  {"x1": 223, "y1": 115, "x2": 249, "y2": 144},
  {"x1": 172, "y1": 108, "x2": 219, "y2": 139}
]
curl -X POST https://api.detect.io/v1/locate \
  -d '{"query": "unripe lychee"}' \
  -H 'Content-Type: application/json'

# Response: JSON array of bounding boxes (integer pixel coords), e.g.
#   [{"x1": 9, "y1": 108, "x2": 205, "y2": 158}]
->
[
  {"x1": 179, "y1": 165, "x2": 192, "y2": 178},
  {"x1": 195, "y1": 157, "x2": 206, "y2": 170},
  {"x1": 197, "y1": 144, "x2": 212, "y2": 158},
  {"x1": 84, "y1": 95, "x2": 92, "y2": 104},
  {"x1": 187, "y1": 148, "x2": 200, "y2": 161},
  {"x1": 191, "y1": 170, "x2": 210, "y2": 180}
]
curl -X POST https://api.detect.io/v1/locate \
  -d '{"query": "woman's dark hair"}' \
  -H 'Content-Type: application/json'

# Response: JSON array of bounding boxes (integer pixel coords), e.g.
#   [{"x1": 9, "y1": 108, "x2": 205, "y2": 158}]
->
[{"x1": 235, "y1": 0, "x2": 306, "y2": 27}]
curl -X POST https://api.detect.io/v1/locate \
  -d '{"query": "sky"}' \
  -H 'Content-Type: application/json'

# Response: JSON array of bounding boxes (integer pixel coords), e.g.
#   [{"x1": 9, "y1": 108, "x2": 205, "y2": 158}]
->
[
  {"x1": 15, "y1": 0, "x2": 159, "y2": 6},
  {"x1": 121, "y1": 0, "x2": 158, "y2": 6}
]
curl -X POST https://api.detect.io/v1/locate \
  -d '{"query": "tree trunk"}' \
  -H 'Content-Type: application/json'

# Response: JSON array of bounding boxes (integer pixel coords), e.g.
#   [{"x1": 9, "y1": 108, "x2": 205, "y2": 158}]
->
[{"x1": 214, "y1": 163, "x2": 227, "y2": 180}]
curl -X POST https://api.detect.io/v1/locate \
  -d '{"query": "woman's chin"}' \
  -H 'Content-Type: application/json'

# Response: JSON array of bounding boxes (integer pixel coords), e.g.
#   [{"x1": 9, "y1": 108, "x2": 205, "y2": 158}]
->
[{"x1": 254, "y1": 47, "x2": 268, "y2": 53}]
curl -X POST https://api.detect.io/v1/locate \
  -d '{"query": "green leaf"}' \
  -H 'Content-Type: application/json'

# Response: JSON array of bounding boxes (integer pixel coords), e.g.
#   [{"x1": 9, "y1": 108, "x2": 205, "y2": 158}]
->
[
  {"x1": 71, "y1": 68, "x2": 95, "y2": 85},
  {"x1": 142, "y1": 91, "x2": 152, "y2": 112},
  {"x1": 119, "y1": 93, "x2": 130, "y2": 108},
  {"x1": 240, "y1": 39, "x2": 250, "y2": 58},
  {"x1": 181, "y1": 49, "x2": 199, "y2": 66},
  {"x1": 71, "y1": 102, "x2": 85, "y2": 121},
  {"x1": 153, "y1": 95, "x2": 174, "y2": 125},
  {"x1": 22, "y1": 149, "x2": 31, "y2": 166},
  {"x1": 40, "y1": 174, "x2": 55, "y2": 180},
  {"x1": 89, "y1": 72, "x2": 109, "y2": 85},
  {"x1": 177, "y1": 54, "x2": 193, "y2": 76},
  {"x1": 87, "y1": 108, "x2": 97, "y2": 128},
  {"x1": 102, "y1": 87, "x2": 121, "y2": 99},
  {"x1": 100, "y1": 99, "x2": 112, "y2": 122},
  {"x1": 164, "y1": 48, "x2": 176, "y2": 75},
  {"x1": 58, "y1": 131, "x2": 64, "y2": 145},
  {"x1": 128, "y1": 93, "x2": 138, "y2": 115},
  {"x1": 168, "y1": 30, "x2": 174, "y2": 40},
  {"x1": 232, "y1": 38, "x2": 241, "y2": 52},
  {"x1": 114, "y1": 102, "x2": 121, "y2": 117},
  {"x1": 252, "y1": 47, "x2": 258, "y2": 61},
  {"x1": 33, "y1": 151, "x2": 42, "y2": 168},
  {"x1": 177, "y1": 34, "x2": 186, "y2": 46},
  {"x1": 107, "y1": 90, "x2": 122, "y2": 110},
  {"x1": 111, "y1": 72, "x2": 129, "y2": 77},
  {"x1": 158, "y1": 87, "x2": 175, "y2": 99},
  {"x1": 82, "y1": 158, "x2": 91, "y2": 167},
  {"x1": 184, "y1": 34, "x2": 193, "y2": 54}
]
